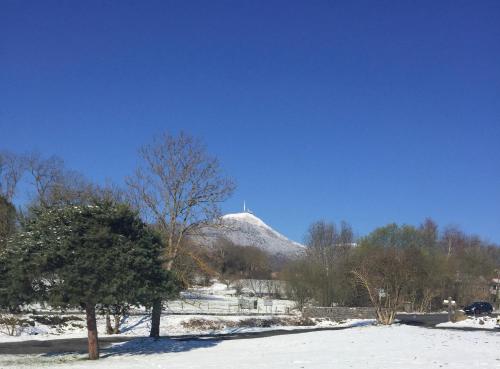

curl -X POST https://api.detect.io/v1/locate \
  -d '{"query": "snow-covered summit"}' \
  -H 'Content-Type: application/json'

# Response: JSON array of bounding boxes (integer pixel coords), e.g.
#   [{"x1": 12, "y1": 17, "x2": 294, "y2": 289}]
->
[
  {"x1": 194, "y1": 212, "x2": 305, "y2": 258},
  {"x1": 222, "y1": 212, "x2": 272, "y2": 230}
]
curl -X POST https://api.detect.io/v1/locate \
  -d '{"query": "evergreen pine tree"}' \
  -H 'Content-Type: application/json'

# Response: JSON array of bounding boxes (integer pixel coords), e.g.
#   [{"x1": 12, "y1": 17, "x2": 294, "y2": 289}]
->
[{"x1": 3, "y1": 201, "x2": 176, "y2": 359}]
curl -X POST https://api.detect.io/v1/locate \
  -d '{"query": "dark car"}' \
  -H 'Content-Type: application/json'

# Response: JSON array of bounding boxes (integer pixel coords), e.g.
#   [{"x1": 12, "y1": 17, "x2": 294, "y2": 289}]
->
[{"x1": 463, "y1": 301, "x2": 493, "y2": 316}]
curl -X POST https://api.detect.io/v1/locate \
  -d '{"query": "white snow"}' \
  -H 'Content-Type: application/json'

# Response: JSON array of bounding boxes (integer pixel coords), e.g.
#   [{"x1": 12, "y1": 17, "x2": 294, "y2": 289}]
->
[
  {"x1": 0, "y1": 313, "x2": 369, "y2": 343},
  {"x1": 222, "y1": 213, "x2": 273, "y2": 230},
  {"x1": 437, "y1": 316, "x2": 500, "y2": 330},
  {"x1": 0, "y1": 283, "x2": 302, "y2": 342},
  {"x1": 170, "y1": 282, "x2": 296, "y2": 314},
  {"x1": 4, "y1": 282, "x2": 498, "y2": 368},
  {"x1": 195, "y1": 212, "x2": 305, "y2": 257},
  {"x1": 198, "y1": 282, "x2": 228, "y2": 292},
  {"x1": 2, "y1": 325, "x2": 500, "y2": 368}
]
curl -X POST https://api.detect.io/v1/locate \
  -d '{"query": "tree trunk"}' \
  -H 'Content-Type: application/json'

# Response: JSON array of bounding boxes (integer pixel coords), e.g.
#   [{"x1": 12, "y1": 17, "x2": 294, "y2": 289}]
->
[
  {"x1": 376, "y1": 308, "x2": 396, "y2": 325},
  {"x1": 149, "y1": 298, "x2": 162, "y2": 338},
  {"x1": 85, "y1": 303, "x2": 100, "y2": 360},
  {"x1": 113, "y1": 314, "x2": 121, "y2": 334},
  {"x1": 105, "y1": 310, "x2": 113, "y2": 335},
  {"x1": 148, "y1": 250, "x2": 173, "y2": 338}
]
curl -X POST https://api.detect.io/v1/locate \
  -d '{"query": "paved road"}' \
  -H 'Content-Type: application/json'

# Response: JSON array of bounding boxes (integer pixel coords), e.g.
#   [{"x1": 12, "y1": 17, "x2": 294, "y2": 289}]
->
[
  {"x1": 0, "y1": 336, "x2": 138, "y2": 355},
  {"x1": 0, "y1": 325, "x2": 367, "y2": 355},
  {"x1": 396, "y1": 313, "x2": 450, "y2": 326}
]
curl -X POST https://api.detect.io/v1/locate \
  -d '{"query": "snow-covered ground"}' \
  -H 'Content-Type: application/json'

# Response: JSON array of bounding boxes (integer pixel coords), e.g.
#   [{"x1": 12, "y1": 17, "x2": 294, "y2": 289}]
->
[
  {"x1": 2, "y1": 325, "x2": 500, "y2": 368},
  {"x1": 0, "y1": 282, "x2": 301, "y2": 342},
  {"x1": 144, "y1": 281, "x2": 295, "y2": 315},
  {"x1": 169, "y1": 285, "x2": 296, "y2": 315},
  {"x1": 437, "y1": 316, "x2": 500, "y2": 330},
  {"x1": 0, "y1": 312, "x2": 373, "y2": 343}
]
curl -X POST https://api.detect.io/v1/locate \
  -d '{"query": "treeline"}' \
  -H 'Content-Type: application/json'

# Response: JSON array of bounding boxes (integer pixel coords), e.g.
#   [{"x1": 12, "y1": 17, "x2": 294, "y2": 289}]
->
[
  {"x1": 0, "y1": 132, "x2": 235, "y2": 359},
  {"x1": 173, "y1": 237, "x2": 274, "y2": 288},
  {"x1": 2, "y1": 132, "x2": 499, "y2": 341},
  {"x1": 283, "y1": 219, "x2": 500, "y2": 324}
]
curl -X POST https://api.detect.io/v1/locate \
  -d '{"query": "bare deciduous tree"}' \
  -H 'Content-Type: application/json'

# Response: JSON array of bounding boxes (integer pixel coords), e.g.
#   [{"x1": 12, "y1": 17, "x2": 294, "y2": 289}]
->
[
  {"x1": 24, "y1": 152, "x2": 102, "y2": 207},
  {"x1": 352, "y1": 246, "x2": 410, "y2": 325},
  {"x1": 302, "y1": 221, "x2": 355, "y2": 306},
  {"x1": 126, "y1": 132, "x2": 235, "y2": 337},
  {"x1": 25, "y1": 152, "x2": 65, "y2": 206},
  {"x1": 0, "y1": 196, "x2": 17, "y2": 249},
  {"x1": 0, "y1": 151, "x2": 24, "y2": 201}
]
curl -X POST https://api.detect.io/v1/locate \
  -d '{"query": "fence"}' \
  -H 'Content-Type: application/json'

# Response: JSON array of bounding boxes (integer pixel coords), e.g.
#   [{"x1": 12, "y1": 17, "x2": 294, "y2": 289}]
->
[
  {"x1": 6, "y1": 297, "x2": 295, "y2": 317},
  {"x1": 162, "y1": 296, "x2": 294, "y2": 315}
]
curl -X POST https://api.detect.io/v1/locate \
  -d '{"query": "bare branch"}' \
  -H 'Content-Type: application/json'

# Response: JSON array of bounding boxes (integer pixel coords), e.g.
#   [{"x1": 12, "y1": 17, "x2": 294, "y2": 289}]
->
[
  {"x1": 0, "y1": 151, "x2": 25, "y2": 201},
  {"x1": 126, "y1": 132, "x2": 235, "y2": 271}
]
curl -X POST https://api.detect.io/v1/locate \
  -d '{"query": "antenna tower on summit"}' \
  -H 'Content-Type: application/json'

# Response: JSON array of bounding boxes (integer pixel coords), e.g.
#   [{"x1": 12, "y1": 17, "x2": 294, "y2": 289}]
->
[{"x1": 243, "y1": 200, "x2": 253, "y2": 214}]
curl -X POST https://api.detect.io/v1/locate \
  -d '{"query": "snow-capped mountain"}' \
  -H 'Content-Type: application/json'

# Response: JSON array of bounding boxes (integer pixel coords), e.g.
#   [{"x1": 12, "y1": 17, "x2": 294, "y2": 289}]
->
[{"x1": 192, "y1": 212, "x2": 305, "y2": 258}]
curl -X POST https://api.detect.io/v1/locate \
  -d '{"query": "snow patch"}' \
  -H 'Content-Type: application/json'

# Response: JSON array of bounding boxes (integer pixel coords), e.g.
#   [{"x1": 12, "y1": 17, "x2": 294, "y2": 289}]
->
[{"x1": 436, "y1": 316, "x2": 500, "y2": 330}]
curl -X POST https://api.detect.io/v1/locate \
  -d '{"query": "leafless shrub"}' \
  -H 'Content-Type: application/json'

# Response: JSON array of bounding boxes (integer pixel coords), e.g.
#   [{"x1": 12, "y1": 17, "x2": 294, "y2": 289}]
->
[
  {"x1": 0, "y1": 314, "x2": 32, "y2": 336},
  {"x1": 30, "y1": 315, "x2": 83, "y2": 327}
]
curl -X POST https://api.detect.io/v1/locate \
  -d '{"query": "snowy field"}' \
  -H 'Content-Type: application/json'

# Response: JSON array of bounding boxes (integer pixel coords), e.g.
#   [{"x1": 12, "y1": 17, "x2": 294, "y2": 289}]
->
[
  {"x1": 167, "y1": 283, "x2": 295, "y2": 315},
  {"x1": 0, "y1": 313, "x2": 365, "y2": 343},
  {"x1": 2, "y1": 282, "x2": 499, "y2": 368},
  {"x1": 437, "y1": 316, "x2": 500, "y2": 330},
  {"x1": 0, "y1": 282, "x2": 304, "y2": 342},
  {"x1": 1, "y1": 325, "x2": 500, "y2": 369}
]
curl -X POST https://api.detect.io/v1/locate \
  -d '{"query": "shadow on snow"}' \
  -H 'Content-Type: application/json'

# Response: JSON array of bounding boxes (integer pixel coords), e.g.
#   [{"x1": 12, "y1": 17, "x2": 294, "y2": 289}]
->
[
  {"x1": 119, "y1": 315, "x2": 151, "y2": 334},
  {"x1": 100, "y1": 337, "x2": 220, "y2": 358}
]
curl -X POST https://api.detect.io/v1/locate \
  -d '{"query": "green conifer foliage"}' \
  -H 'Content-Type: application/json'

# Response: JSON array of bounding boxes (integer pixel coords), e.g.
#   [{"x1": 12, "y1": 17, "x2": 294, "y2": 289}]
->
[{"x1": 2, "y1": 201, "x2": 176, "y2": 359}]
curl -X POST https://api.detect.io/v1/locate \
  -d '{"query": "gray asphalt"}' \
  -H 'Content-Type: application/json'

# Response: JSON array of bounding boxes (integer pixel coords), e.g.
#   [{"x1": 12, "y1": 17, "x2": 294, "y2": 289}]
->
[
  {"x1": 0, "y1": 336, "x2": 137, "y2": 355},
  {"x1": 396, "y1": 312, "x2": 450, "y2": 326},
  {"x1": 0, "y1": 325, "x2": 368, "y2": 355}
]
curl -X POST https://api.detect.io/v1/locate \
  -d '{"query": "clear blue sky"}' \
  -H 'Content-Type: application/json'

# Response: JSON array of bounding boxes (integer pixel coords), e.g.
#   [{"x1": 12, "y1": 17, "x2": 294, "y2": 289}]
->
[{"x1": 1, "y1": 1, "x2": 499, "y2": 243}]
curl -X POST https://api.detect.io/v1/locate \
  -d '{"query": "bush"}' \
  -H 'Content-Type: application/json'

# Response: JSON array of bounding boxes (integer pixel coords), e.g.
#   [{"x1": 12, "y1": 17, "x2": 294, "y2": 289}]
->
[
  {"x1": 30, "y1": 315, "x2": 84, "y2": 327},
  {"x1": 181, "y1": 316, "x2": 315, "y2": 331},
  {"x1": 0, "y1": 314, "x2": 33, "y2": 336}
]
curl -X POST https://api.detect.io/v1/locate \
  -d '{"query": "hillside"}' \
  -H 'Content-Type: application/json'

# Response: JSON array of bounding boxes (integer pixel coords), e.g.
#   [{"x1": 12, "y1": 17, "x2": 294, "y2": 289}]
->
[{"x1": 192, "y1": 212, "x2": 305, "y2": 258}]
